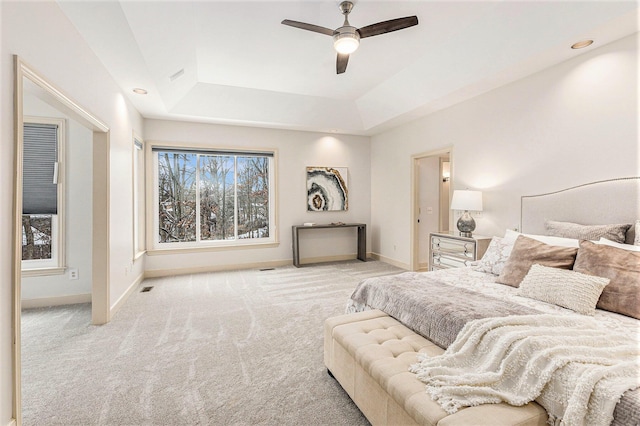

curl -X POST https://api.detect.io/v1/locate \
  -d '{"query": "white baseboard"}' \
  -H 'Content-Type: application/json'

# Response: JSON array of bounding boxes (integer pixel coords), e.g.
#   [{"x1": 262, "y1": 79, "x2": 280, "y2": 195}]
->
[
  {"x1": 145, "y1": 259, "x2": 292, "y2": 278},
  {"x1": 6, "y1": 419, "x2": 17, "y2": 426},
  {"x1": 145, "y1": 253, "x2": 404, "y2": 277},
  {"x1": 369, "y1": 252, "x2": 410, "y2": 270},
  {"x1": 21, "y1": 293, "x2": 91, "y2": 309},
  {"x1": 110, "y1": 272, "x2": 145, "y2": 317}
]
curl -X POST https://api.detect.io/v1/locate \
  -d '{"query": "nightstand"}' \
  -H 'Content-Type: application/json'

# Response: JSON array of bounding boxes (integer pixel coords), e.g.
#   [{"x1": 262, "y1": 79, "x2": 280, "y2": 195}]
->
[{"x1": 429, "y1": 232, "x2": 491, "y2": 271}]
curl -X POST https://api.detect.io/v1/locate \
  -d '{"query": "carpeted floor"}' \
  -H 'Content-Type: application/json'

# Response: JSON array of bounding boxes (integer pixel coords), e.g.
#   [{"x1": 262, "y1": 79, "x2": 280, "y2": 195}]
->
[{"x1": 21, "y1": 260, "x2": 403, "y2": 425}]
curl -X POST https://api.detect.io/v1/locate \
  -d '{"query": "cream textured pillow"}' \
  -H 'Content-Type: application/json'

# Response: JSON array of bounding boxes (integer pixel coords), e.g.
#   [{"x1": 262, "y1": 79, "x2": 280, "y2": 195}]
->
[
  {"x1": 573, "y1": 240, "x2": 640, "y2": 319},
  {"x1": 496, "y1": 235, "x2": 578, "y2": 287},
  {"x1": 544, "y1": 220, "x2": 631, "y2": 244},
  {"x1": 517, "y1": 264, "x2": 609, "y2": 315},
  {"x1": 474, "y1": 237, "x2": 514, "y2": 276}
]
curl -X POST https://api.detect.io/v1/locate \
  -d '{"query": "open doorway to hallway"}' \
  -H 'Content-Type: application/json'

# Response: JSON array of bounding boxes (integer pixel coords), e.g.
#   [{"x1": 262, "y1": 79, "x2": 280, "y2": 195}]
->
[{"x1": 410, "y1": 148, "x2": 452, "y2": 271}]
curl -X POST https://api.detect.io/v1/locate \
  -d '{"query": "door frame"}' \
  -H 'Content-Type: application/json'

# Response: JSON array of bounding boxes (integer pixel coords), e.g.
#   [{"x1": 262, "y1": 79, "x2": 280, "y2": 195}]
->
[
  {"x1": 410, "y1": 147, "x2": 453, "y2": 271},
  {"x1": 12, "y1": 56, "x2": 111, "y2": 424}
]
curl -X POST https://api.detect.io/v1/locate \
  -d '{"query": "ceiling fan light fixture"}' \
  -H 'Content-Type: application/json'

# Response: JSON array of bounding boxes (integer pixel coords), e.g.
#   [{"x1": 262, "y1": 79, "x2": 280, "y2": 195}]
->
[
  {"x1": 282, "y1": 1, "x2": 418, "y2": 74},
  {"x1": 333, "y1": 29, "x2": 360, "y2": 54}
]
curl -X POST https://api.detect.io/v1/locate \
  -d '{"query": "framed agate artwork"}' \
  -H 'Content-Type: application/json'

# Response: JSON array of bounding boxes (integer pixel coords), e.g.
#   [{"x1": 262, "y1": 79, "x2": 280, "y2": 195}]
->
[{"x1": 306, "y1": 167, "x2": 348, "y2": 211}]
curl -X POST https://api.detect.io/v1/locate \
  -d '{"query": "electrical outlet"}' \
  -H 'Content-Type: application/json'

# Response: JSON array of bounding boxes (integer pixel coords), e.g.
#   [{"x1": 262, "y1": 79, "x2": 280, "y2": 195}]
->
[{"x1": 69, "y1": 268, "x2": 79, "y2": 280}]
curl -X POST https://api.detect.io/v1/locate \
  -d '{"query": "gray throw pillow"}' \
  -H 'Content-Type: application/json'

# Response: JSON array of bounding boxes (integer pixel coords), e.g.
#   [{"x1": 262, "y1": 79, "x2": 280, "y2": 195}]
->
[{"x1": 544, "y1": 220, "x2": 631, "y2": 244}]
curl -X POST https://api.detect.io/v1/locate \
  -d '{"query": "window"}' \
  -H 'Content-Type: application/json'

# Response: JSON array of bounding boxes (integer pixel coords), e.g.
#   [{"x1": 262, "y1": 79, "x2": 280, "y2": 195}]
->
[
  {"x1": 151, "y1": 147, "x2": 276, "y2": 250},
  {"x1": 133, "y1": 136, "x2": 145, "y2": 258},
  {"x1": 22, "y1": 117, "x2": 65, "y2": 274}
]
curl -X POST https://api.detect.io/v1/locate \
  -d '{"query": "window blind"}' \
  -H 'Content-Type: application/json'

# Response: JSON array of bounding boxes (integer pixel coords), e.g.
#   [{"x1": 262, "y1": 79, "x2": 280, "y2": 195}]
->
[{"x1": 23, "y1": 123, "x2": 58, "y2": 215}]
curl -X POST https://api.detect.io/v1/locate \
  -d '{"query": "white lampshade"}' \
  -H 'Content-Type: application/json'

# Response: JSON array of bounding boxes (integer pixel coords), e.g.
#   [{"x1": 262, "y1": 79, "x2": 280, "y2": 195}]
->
[{"x1": 450, "y1": 190, "x2": 483, "y2": 211}]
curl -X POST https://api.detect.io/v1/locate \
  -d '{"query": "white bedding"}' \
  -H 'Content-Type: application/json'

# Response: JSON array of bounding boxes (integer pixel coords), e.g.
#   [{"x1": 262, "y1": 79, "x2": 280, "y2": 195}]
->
[
  {"x1": 419, "y1": 267, "x2": 640, "y2": 339},
  {"x1": 410, "y1": 313, "x2": 640, "y2": 426},
  {"x1": 347, "y1": 266, "x2": 640, "y2": 425}
]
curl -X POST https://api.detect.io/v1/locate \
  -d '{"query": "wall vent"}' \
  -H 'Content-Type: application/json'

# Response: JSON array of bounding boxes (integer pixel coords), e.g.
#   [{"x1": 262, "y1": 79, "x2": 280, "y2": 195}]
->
[{"x1": 141, "y1": 286, "x2": 154, "y2": 292}]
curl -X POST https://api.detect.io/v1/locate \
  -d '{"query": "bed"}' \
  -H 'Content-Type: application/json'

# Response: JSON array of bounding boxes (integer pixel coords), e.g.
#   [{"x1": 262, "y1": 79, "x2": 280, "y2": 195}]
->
[{"x1": 324, "y1": 177, "x2": 640, "y2": 426}]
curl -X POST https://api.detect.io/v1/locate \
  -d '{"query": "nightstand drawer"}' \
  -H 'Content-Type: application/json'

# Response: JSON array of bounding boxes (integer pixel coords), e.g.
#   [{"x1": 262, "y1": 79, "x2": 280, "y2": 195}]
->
[
  {"x1": 429, "y1": 232, "x2": 491, "y2": 271},
  {"x1": 431, "y1": 252, "x2": 474, "y2": 269},
  {"x1": 430, "y1": 236, "x2": 476, "y2": 261}
]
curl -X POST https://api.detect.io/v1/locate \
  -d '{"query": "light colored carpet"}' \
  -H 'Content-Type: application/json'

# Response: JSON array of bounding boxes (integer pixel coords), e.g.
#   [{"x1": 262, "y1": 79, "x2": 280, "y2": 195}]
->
[{"x1": 21, "y1": 260, "x2": 403, "y2": 425}]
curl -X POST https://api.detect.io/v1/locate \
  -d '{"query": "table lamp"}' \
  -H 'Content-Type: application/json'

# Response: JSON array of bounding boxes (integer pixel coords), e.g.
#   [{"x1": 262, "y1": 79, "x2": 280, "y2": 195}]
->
[{"x1": 450, "y1": 190, "x2": 482, "y2": 237}]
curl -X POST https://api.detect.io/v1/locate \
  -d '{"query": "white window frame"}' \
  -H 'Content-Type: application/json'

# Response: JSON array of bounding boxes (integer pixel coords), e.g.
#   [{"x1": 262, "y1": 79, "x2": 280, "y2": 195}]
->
[
  {"x1": 21, "y1": 116, "x2": 66, "y2": 276},
  {"x1": 132, "y1": 134, "x2": 146, "y2": 260},
  {"x1": 147, "y1": 142, "x2": 278, "y2": 253}
]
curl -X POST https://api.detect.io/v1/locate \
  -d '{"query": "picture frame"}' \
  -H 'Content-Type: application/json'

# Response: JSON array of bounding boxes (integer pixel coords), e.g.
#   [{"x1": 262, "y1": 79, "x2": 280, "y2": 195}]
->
[{"x1": 306, "y1": 166, "x2": 348, "y2": 211}]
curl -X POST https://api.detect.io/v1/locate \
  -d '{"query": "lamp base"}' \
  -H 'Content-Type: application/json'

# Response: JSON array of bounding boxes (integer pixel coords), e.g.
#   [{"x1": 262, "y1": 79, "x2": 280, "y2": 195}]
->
[{"x1": 456, "y1": 211, "x2": 476, "y2": 238}]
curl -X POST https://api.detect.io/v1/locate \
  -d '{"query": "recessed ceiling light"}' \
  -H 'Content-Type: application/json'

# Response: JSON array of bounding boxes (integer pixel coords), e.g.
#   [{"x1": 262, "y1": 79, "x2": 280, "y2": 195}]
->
[
  {"x1": 132, "y1": 88, "x2": 148, "y2": 95},
  {"x1": 571, "y1": 40, "x2": 593, "y2": 49}
]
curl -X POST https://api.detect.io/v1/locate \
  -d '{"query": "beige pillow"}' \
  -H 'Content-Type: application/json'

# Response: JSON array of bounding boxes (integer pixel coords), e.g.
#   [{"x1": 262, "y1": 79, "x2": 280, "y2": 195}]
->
[
  {"x1": 635, "y1": 220, "x2": 640, "y2": 246},
  {"x1": 545, "y1": 220, "x2": 631, "y2": 244},
  {"x1": 517, "y1": 264, "x2": 609, "y2": 315},
  {"x1": 573, "y1": 240, "x2": 640, "y2": 319},
  {"x1": 496, "y1": 235, "x2": 578, "y2": 287}
]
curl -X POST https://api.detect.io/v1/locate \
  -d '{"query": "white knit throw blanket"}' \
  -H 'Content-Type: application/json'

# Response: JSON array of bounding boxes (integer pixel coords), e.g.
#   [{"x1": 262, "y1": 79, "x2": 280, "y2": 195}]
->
[{"x1": 409, "y1": 314, "x2": 640, "y2": 426}]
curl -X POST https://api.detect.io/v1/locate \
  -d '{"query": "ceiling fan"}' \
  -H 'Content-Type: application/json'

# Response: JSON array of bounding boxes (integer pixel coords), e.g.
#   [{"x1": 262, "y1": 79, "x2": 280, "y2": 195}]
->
[{"x1": 282, "y1": 1, "x2": 418, "y2": 74}]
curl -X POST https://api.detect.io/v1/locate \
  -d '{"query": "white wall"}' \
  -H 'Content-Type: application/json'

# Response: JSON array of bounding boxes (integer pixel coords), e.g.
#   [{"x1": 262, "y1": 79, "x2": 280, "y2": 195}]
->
[
  {"x1": 1, "y1": 1, "x2": 144, "y2": 423},
  {"x1": 0, "y1": 2, "x2": 636, "y2": 424},
  {"x1": 144, "y1": 119, "x2": 371, "y2": 274},
  {"x1": 371, "y1": 34, "x2": 639, "y2": 267},
  {"x1": 21, "y1": 94, "x2": 93, "y2": 304},
  {"x1": 0, "y1": 0, "x2": 11, "y2": 423}
]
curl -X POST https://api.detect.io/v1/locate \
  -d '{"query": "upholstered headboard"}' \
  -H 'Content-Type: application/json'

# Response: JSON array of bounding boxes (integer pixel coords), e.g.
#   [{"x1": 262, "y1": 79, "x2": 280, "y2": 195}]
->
[{"x1": 521, "y1": 177, "x2": 640, "y2": 237}]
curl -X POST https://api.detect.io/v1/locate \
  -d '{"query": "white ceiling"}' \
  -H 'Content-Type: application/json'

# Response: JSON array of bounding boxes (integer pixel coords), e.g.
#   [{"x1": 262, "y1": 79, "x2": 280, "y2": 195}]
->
[{"x1": 57, "y1": 1, "x2": 638, "y2": 136}]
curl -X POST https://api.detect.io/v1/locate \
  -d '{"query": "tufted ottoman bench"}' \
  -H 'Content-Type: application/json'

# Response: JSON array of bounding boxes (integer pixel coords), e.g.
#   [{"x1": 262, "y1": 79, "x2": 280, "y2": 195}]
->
[{"x1": 324, "y1": 309, "x2": 547, "y2": 426}]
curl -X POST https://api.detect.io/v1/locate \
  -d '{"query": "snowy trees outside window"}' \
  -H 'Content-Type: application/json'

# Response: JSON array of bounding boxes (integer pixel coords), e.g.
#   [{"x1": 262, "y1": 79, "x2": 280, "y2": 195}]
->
[
  {"x1": 22, "y1": 118, "x2": 64, "y2": 272},
  {"x1": 155, "y1": 149, "x2": 273, "y2": 248}
]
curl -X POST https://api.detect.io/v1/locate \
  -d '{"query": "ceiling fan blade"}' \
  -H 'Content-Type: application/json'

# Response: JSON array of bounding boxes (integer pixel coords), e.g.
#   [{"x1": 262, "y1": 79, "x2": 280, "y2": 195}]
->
[
  {"x1": 281, "y1": 19, "x2": 334, "y2": 36},
  {"x1": 358, "y1": 16, "x2": 418, "y2": 39},
  {"x1": 337, "y1": 53, "x2": 349, "y2": 74}
]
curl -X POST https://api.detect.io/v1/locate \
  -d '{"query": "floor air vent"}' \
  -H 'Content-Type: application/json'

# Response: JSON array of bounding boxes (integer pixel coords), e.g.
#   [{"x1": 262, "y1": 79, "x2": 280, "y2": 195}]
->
[
  {"x1": 141, "y1": 286, "x2": 154, "y2": 292},
  {"x1": 259, "y1": 268, "x2": 275, "y2": 271}
]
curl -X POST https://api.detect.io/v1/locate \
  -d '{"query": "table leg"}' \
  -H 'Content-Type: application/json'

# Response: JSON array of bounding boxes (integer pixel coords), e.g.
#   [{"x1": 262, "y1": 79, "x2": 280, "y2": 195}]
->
[
  {"x1": 357, "y1": 225, "x2": 366, "y2": 262},
  {"x1": 292, "y1": 227, "x2": 300, "y2": 267}
]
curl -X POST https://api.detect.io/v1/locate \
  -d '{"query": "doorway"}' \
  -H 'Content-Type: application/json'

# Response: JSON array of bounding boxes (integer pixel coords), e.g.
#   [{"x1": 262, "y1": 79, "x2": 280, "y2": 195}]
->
[
  {"x1": 12, "y1": 56, "x2": 111, "y2": 423},
  {"x1": 410, "y1": 148, "x2": 452, "y2": 271}
]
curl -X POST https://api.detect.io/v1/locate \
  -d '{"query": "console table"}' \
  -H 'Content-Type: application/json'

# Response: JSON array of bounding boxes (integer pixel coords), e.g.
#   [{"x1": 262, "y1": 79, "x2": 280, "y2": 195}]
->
[{"x1": 292, "y1": 223, "x2": 366, "y2": 267}]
